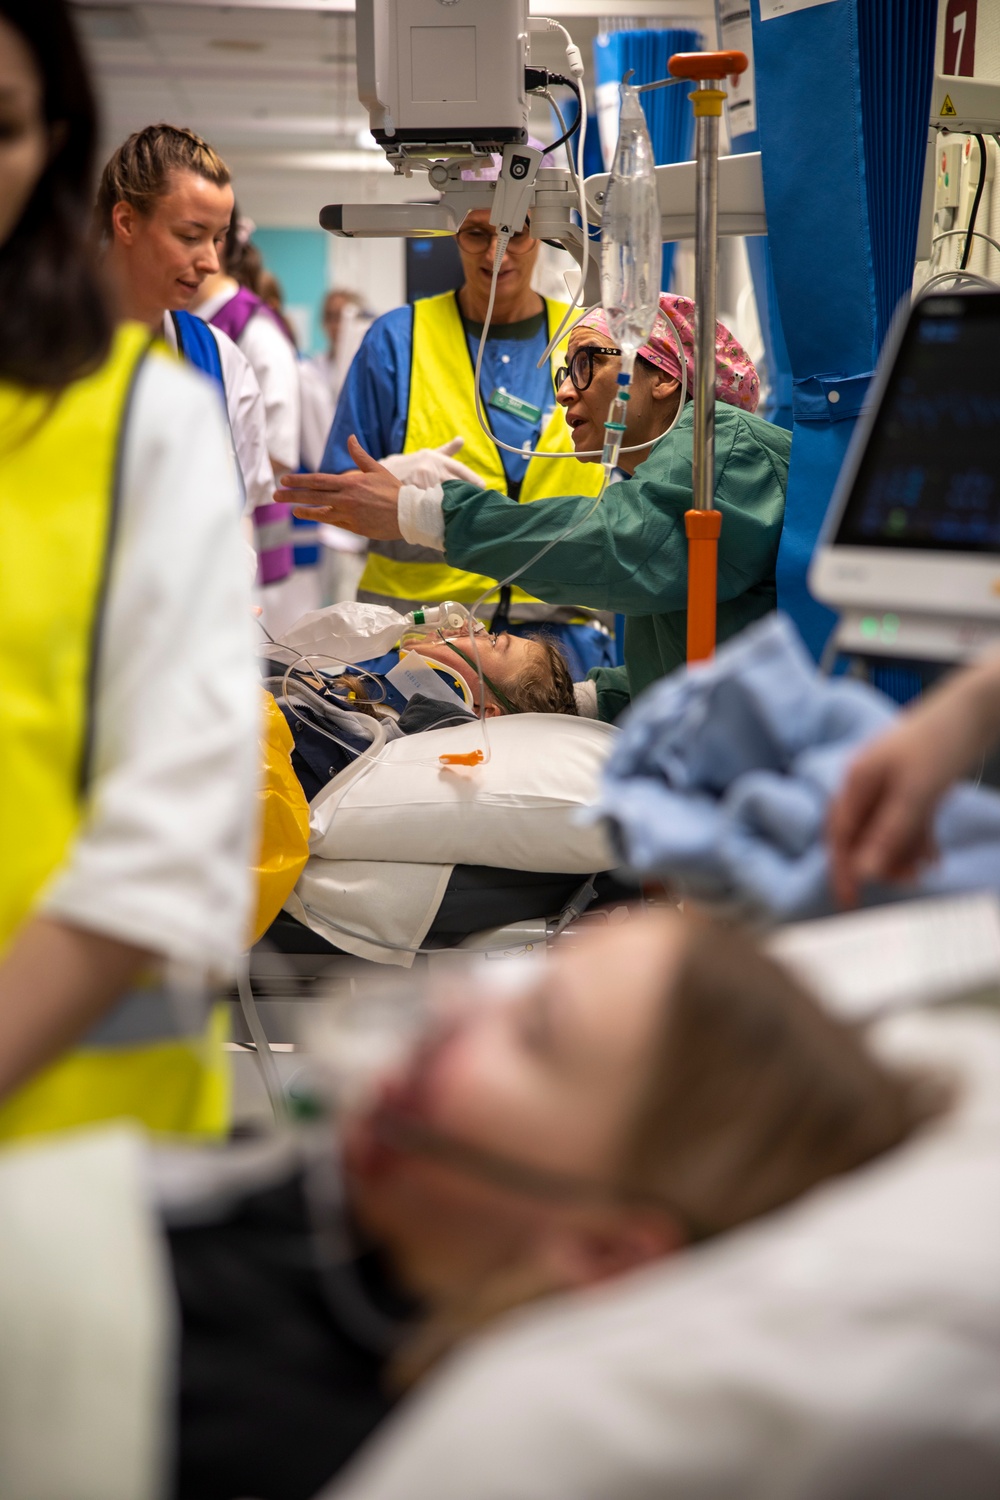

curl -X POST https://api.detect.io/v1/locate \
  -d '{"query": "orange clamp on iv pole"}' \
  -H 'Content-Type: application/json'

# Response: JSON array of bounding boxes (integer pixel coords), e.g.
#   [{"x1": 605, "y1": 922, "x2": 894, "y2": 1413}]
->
[{"x1": 668, "y1": 50, "x2": 748, "y2": 663}]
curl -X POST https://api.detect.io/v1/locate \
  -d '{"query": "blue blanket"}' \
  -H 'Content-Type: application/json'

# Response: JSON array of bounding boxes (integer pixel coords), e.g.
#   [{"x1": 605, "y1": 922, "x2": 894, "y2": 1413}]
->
[{"x1": 592, "y1": 613, "x2": 1000, "y2": 919}]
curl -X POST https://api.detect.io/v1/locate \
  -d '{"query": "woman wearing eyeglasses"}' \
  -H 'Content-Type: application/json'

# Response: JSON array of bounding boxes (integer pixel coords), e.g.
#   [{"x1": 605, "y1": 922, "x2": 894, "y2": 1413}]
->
[
  {"x1": 317, "y1": 191, "x2": 612, "y2": 683},
  {"x1": 285, "y1": 293, "x2": 790, "y2": 722}
]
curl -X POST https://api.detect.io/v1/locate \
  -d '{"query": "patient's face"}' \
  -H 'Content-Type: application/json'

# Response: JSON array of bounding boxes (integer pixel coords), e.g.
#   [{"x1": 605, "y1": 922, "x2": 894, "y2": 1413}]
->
[
  {"x1": 345, "y1": 912, "x2": 686, "y2": 1297},
  {"x1": 416, "y1": 627, "x2": 545, "y2": 710}
]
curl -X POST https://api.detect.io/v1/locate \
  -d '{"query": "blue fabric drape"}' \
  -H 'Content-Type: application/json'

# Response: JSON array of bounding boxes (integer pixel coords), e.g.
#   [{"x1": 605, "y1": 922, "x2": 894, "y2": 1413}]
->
[
  {"x1": 749, "y1": 0, "x2": 936, "y2": 662},
  {"x1": 592, "y1": 29, "x2": 701, "y2": 289}
]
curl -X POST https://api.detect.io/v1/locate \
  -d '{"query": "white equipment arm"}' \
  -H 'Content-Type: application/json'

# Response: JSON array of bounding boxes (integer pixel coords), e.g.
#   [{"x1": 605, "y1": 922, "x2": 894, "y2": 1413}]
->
[{"x1": 321, "y1": 154, "x2": 767, "y2": 303}]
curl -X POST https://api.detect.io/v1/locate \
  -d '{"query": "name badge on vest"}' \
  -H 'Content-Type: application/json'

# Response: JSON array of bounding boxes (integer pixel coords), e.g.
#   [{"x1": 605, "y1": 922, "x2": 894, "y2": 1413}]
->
[{"x1": 488, "y1": 388, "x2": 542, "y2": 425}]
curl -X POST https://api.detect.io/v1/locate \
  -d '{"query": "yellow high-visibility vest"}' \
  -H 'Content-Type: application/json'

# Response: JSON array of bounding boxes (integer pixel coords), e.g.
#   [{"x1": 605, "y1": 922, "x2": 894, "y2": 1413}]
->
[
  {"x1": 0, "y1": 323, "x2": 229, "y2": 1141},
  {"x1": 358, "y1": 292, "x2": 604, "y2": 614}
]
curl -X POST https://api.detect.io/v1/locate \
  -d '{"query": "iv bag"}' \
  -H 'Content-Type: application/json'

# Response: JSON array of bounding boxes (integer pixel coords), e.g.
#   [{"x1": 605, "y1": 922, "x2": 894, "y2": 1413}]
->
[{"x1": 600, "y1": 84, "x2": 661, "y2": 363}]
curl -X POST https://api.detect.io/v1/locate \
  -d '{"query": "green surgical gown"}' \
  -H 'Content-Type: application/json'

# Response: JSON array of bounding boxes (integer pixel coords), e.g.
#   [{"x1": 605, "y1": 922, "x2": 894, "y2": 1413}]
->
[{"x1": 440, "y1": 399, "x2": 791, "y2": 721}]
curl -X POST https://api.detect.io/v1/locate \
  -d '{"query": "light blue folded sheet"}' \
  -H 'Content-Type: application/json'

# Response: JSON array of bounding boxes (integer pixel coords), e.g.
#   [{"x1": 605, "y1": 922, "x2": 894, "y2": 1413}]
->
[{"x1": 592, "y1": 613, "x2": 1000, "y2": 919}]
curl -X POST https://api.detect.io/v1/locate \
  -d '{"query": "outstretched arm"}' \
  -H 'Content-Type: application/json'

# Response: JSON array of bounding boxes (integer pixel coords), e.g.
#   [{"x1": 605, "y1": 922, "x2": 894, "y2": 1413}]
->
[
  {"x1": 282, "y1": 434, "x2": 406, "y2": 538},
  {"x1": 828, "y1": 652, "x2": 1000, "y2": 906}
]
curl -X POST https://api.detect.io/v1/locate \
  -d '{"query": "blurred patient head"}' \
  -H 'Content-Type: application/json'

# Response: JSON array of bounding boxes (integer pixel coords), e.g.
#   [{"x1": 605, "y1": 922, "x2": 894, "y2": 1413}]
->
[
  {"x1": 345, "y1": 911, "x2": 939, "y2": 1364},
  {"x1": 97, "y1": 122, "x2": 233, "y2": 327}
]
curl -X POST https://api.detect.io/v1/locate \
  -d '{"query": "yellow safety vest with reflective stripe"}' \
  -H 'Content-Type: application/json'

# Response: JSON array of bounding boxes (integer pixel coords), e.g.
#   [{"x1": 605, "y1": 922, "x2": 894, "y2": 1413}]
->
[
  {"x1": 0, "y1": 323, "x2": 229, "y2": 1142},
  {"x1": 358, "y1": 292, "x2": 604, "y2": 614}
]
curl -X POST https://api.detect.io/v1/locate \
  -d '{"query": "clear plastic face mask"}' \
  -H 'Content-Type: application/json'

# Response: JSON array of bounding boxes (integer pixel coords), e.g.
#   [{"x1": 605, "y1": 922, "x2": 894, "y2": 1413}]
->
[{"x1": 306, "y1": 956, "x2": 546, "y2": 1121}]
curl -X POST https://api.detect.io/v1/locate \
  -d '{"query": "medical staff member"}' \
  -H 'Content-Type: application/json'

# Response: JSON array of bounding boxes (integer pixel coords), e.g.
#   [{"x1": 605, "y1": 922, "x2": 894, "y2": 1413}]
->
[
  {"x1": 99, "y1": 126, "x2": 298, "y2": 621},
  {"x1": 0, "y1": 0, "x2": 258, "y2": 1139},
  {"x1": 284, "y1": 295, "x2": 790, "y2": 721},
  {"x1": 322, "y1": 182, "x2": 612, "y2": 680},
  {"x1": 99, "y1": 128, "x2": 273, "y2": 516}
]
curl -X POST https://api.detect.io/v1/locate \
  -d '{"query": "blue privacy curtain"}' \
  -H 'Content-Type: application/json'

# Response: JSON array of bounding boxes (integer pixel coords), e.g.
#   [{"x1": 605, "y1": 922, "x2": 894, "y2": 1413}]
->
[
  {"x1": 749, "y1": 0, "x2": 937, "y2": 659},
  {"x1": 713, "y1": 2, "x2": 792, "y2": 432},
  {"x1": 592, "y1": 29, "x2": 701, "y2": 290}
]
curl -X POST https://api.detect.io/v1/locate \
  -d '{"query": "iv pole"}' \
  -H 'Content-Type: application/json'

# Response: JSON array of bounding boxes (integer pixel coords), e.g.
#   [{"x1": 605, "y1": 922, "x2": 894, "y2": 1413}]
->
[{"x1": 668, "y1": 49, "x2": 749, "y2": 663}]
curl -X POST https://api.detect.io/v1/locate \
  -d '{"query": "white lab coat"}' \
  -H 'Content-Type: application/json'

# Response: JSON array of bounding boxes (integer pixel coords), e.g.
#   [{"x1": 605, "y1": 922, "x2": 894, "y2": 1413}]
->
[{"x1": 42, "y1": 353, "x2": 259, "y2": 966}]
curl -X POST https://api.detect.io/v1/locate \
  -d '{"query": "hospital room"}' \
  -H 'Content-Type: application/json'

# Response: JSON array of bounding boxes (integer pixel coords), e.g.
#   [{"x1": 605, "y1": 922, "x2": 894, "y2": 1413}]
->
[{"x1": 4, "y1": 0, "x2": 1000, "y2": 1493}]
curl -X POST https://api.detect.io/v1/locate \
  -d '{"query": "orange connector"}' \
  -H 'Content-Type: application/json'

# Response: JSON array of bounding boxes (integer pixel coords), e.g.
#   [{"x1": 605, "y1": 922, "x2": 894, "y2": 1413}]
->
[
  {"x1": 668, "y1": 50, "x2": 748, "y2": 82},
  {"x1": 685, "y1": 509, "x2": 722, "y2": 663}
]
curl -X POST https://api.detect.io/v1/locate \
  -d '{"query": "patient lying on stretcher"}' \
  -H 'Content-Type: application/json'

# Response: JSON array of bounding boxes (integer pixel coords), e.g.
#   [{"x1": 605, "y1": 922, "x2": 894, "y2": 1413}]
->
[
  {"x1": 265, "y1": 621, "x2": 578, "y2": 800},
  {"x1": 160, "y1": 910, "x2": 946, "y2": 1500}
]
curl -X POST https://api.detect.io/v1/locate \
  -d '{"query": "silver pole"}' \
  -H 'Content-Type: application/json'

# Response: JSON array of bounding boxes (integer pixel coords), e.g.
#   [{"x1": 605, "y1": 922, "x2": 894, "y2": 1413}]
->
[{"x1": 692, "y1": 81, "x2": 720, "y2": 513}]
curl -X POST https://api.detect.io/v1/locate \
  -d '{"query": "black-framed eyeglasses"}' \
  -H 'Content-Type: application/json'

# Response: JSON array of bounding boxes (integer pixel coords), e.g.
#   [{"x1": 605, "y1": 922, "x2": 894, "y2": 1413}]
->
[
  {"x1": 455, "y1": 224, "x2": 535, "y2": 255},
  {"x1": 555, "y1": 345, "x2": 622, "y2": 393}
]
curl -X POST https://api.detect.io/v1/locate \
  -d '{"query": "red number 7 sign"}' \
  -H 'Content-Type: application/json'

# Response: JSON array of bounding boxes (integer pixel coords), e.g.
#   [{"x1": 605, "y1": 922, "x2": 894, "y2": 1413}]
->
[{"x1": 944, "y1": 0, "x2": 977, "y2": 77}]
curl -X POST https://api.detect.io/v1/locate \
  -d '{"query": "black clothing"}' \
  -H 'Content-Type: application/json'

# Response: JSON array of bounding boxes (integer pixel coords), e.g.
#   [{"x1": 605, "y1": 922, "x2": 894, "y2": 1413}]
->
[{"x1": 169, "y1": 1170, "x2": 412, "y2": 1500}]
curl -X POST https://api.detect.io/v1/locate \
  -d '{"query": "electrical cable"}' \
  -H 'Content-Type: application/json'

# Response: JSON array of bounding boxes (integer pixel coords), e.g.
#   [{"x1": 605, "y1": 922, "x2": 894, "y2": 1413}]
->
[
  {"x1": 918, "y1": 269, "x2": 999, "y2": 295},
  {"x1": 525, "y1": 70, "x2": 581, "y2": 155},
  {"x1": 533, "y1": 79, "x2": 592, "y2": 369},
  {"x1": 960, "y1": 135, "x2": 988, "y2": 271},
  {"x1": 931, "y1": 227, "x2": 1000, "y2": 261},
  {"x1": 236, "y1": 954, "x2": 289, "y2": 1124}
]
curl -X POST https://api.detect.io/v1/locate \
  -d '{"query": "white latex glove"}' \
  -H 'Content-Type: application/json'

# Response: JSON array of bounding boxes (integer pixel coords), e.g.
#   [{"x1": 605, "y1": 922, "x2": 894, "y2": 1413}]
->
[
  {"x1": 573, "y1": 680, "x2": 599, "y2": 718},
  {"x1": 379, "y1": 438, "x2": 485, "y2": 489}
]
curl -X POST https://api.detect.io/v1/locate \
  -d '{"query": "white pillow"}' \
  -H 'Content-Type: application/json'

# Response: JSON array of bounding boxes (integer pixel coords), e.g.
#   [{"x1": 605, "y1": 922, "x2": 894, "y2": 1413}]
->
[{"x1": 309, "y1": 714, "x2": 617, "y2": 873}]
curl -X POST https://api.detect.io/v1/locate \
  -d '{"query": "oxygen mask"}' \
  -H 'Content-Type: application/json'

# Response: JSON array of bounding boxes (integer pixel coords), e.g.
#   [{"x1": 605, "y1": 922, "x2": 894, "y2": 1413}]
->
[{"x1": 306, "y1": 959, "x2": 543, "y2": 1126}]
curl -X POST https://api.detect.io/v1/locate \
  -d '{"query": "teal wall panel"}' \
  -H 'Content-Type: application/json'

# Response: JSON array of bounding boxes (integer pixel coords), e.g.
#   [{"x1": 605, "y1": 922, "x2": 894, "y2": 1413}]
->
[{"x1": 253, "y1": 227, "x2": 329, "y2": 354}]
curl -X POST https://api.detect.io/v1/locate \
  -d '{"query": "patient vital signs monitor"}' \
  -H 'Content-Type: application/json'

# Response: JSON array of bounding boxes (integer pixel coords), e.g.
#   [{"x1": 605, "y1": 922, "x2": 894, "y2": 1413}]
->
[{"x1": 811, "y1": 292, "x2": 1000, "y2": 662}]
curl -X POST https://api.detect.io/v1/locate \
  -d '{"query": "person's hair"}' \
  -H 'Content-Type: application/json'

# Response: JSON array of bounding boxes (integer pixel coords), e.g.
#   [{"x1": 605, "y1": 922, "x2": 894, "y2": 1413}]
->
[
  {"x1": 223, "y1": 205, "x2": 260, "y2": 289},
  {"x1": 619, "y1": 919, "x2": 947, "y2": 1236},
  {"x1": 394, "y1": 916, "x2": 948, "y2": 1384},
  {"x1": 502, "y1": 634, "x2": 578, "y2": 716},
  {"x1": 323, "y1": 287, "x2": 364, "y2": 317},
  {"x1": 259, "y1": 268, "x2": 284, "y2": 310},
  {"x1": 0, "y1": 0, "x2": 113, "y2": 387},
  {"x1": 95, "y1": 123, "x2": 230, "y2": 240}
]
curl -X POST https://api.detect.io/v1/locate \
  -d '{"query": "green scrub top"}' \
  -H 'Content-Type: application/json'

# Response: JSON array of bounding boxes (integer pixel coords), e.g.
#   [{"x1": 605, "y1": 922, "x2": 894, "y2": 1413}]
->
[{"x1": 440, "y1": 400, "x2": 791, "y2": 721}]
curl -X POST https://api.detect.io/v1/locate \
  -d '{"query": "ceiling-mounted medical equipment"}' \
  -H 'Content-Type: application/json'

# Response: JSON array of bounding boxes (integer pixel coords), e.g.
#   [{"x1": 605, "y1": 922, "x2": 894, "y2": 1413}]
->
[
  {"x1": 667, "y1": 49, "x2": 749, "y2": 664},
  {"x1": 598, "y1": 79, "x2": 661, "y2": 483},
  {"x1": 355, "y1": 0, "x2": 529, "y2": 172},
  {"x1": 322, "y1": 0, "x2": 767, "y2": 305}
]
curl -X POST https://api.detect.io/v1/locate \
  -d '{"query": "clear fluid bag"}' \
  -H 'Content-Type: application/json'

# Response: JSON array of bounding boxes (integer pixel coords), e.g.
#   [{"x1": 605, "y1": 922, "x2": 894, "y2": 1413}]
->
[{"x1": 600, "y1": 83, "x2": 662, "y2": 367}]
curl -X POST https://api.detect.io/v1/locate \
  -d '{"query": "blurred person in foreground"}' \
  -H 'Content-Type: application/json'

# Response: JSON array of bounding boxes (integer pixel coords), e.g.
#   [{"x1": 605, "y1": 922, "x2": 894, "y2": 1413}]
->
[
  {"x1": 148, "y1": 909, "x2": 940, "y2": 1499},
  {"x1": 0, "y1": 0, "x2": 257, "y2": 1141}
]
